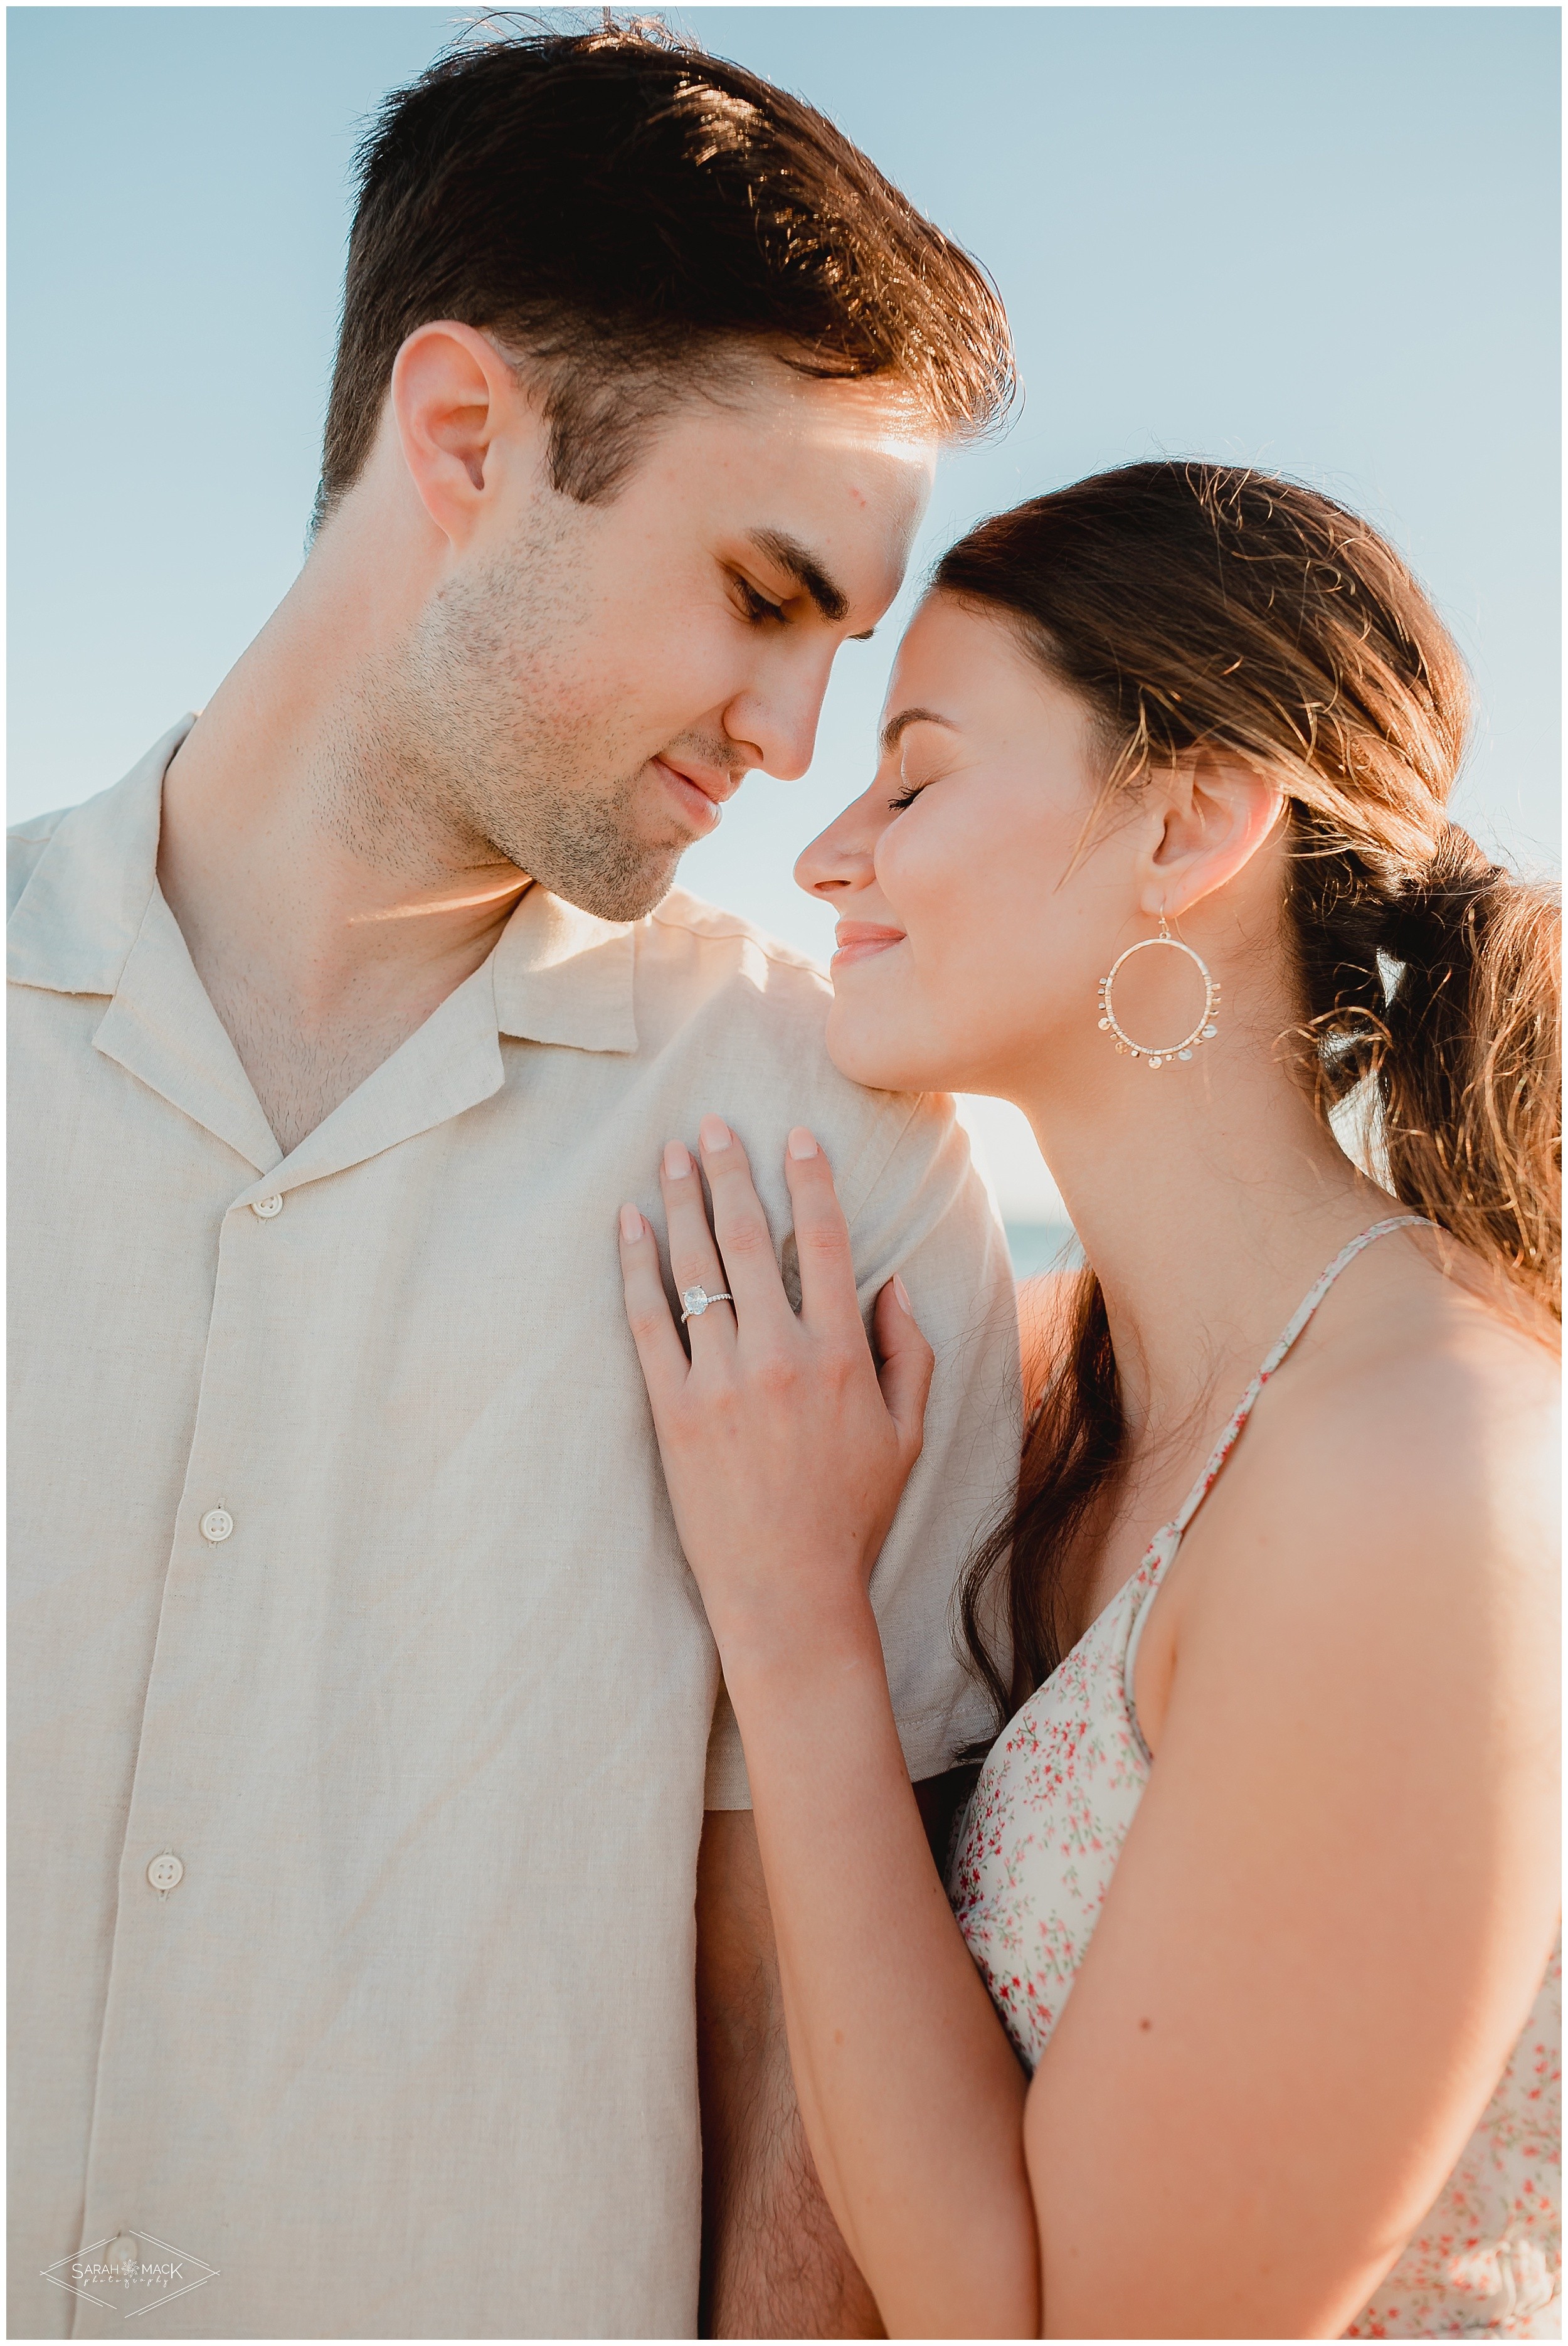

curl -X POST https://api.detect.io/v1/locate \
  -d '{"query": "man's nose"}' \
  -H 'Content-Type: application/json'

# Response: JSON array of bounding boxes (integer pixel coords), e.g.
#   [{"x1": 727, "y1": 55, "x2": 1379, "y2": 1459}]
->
[{"x1": 724, "y1": 653, "x2": 834, "y2": 785}]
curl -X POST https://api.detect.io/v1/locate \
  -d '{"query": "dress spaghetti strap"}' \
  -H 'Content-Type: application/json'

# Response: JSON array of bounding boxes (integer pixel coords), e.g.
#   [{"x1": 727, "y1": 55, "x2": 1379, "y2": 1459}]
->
[{"x1": 1121, "y1": 1215, "x2": 1435, "y2": 1734}]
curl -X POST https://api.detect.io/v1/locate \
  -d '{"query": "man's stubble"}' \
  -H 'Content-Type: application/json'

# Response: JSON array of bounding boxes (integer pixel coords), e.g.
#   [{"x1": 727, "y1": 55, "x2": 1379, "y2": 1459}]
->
[{"x1": 341, "y1": 516, "x2": 698, "y2": 923}]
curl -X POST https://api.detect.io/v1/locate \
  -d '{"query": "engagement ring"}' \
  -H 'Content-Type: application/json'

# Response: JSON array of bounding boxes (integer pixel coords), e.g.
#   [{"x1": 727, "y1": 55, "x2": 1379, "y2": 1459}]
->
[{"x1": 680, "y1": 1284, "x2": 734, "y2": 1324}]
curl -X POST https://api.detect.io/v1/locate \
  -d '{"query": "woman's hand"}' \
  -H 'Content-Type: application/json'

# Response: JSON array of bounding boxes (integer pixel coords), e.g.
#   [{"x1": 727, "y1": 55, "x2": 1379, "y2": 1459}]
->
[
  {"x1": 620, "y1": 1114, "x2": 1040, "y2": 2340},
  {"x1": 618, "y1": 1112, "x2": 933, "y2": 1670}
]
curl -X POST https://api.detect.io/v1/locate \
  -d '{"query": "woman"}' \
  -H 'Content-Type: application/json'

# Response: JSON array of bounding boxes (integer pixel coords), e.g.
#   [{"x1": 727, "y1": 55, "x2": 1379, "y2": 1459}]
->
[{"x1": 616, "y1": 463, "x2": 1561, "y2": 2338}]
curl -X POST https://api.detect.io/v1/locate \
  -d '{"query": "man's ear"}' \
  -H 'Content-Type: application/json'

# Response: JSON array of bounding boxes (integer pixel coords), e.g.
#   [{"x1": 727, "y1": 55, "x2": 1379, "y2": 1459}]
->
[
  {"x1": 1140, "y1": 751, "x2": 1288, "y2": 921},
  {"x1": 389, "y1": 321, "x2": 539, "y2": 545}
]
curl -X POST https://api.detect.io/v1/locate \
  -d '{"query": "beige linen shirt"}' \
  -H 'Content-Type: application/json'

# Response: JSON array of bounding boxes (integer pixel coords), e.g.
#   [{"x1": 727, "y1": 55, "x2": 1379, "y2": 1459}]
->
[{"x1": 9, "y1": 721, "x2": 1021, "y2": 2341}]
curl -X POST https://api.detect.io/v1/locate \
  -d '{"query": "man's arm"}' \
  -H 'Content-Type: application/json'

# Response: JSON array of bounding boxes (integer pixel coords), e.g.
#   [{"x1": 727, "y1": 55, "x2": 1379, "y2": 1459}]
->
[
  {"x1": 697, "y1": 1808, "x2": 883, "y2": 2340},
  {"x1": 697, "y1": 1778, "x2": 982, "y2": 2337}
]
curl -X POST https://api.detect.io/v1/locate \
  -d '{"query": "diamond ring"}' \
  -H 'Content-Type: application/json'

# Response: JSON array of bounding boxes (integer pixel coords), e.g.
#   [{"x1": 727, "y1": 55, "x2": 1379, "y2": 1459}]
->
[{"x1": 681, "y1": 1283, "x2": 734, "y2": 1324}]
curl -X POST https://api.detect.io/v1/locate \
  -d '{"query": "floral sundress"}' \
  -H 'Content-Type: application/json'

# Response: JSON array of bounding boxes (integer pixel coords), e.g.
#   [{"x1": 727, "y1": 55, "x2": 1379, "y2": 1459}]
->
[{"x1": 950, "y1": 1218, "x2": 1562, "y2": 2337}]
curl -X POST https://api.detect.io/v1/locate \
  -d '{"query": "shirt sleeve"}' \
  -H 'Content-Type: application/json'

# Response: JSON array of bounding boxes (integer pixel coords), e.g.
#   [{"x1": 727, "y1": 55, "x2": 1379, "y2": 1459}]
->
[{"x1": 704, "y1": 1091, "x2": 1021, "y2": 1808}]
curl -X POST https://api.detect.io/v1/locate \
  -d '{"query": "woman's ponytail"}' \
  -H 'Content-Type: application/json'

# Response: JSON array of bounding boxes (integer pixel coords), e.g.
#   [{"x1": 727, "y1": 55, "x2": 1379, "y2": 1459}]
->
[
  {"x1": 1377, "y1": 832, "x2": 1561, "y2": 1324},
  {"x1": 944, "y1": 462, "x2": 1562, "y2": 1724}
]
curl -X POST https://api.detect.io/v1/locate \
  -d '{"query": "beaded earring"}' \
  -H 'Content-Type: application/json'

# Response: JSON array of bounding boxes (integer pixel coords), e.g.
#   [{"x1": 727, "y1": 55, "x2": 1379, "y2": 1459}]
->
[{"x1": 1097, "y1": 912, "x2": 1220, "y2": 1068}]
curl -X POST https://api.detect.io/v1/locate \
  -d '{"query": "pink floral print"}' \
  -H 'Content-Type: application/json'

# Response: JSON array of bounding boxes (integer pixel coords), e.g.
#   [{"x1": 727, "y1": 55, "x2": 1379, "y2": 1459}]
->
[{"x1": 949, "y1": 1219, "x2": 1561, "y2": 2337}]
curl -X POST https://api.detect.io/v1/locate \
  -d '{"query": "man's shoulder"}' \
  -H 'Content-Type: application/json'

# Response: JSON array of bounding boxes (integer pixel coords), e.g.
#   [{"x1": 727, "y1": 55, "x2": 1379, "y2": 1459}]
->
[
  {"x1": 647, "y1": 887, "x2": 833, "y2": 1000},
  {"x1": 637, "y1": 888, "x2": 992, "y2": 1233},
  {"x1": 640, "y1": 886, "x2": 889, "y2": 1117},
  {"x1": 640, "y1": 884, "x2": 850, "y2": 1086},
  {"x1": 9, "y1": 721, "x2": 193, "y2": 930},
  {"x1": 8, "y1": 804, "x2": 75, "y2": 844},
  {"x1": 8, "y1": 806, "x2": 75, "y2": 919},
  {"x1": 9, "y1": 720, "x2": 193, "y2": 990}
]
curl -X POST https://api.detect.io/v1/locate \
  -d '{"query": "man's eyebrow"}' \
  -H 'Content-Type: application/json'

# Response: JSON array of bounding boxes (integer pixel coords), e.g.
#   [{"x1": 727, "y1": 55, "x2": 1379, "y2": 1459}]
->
[
  {"x1": 748, "y1": 529, "x2": 849, "y2": 624},
  {"x1": 880, "y1": 706, "x2": 960, "y2": 755}
]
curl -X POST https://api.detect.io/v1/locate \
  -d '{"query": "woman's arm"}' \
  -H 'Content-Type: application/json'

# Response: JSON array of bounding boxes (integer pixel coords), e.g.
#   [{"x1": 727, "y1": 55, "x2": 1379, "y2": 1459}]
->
[
  {"x1": 621, "y1": 1124, "x2": 1559, "y2": 2338},
  {"x1": 620, "y1": 1120, "x2": 1040, "y2": 2337},
  {"x1": 727, "y1": 1614, "x2": 1038, "y2": 2337},
  {"x1": 1021, "y1": 1318, "x2": 1560, "y2": 2337}
]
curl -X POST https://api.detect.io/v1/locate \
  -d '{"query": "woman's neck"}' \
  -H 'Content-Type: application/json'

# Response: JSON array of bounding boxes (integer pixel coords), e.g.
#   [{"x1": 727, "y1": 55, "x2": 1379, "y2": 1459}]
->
[{"x1": 1015, "y1": 1014, "x2": 1394, "y2": 1450}]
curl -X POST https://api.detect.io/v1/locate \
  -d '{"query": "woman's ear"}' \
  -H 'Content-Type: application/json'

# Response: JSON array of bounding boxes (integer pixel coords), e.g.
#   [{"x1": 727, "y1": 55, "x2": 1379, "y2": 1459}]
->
[
  {"x1": 1139, "y1": 752, "x2": 1288, "y2": 921},
  {"x1": 388, "y1": 321, "x2": 542, "y2": 546}
]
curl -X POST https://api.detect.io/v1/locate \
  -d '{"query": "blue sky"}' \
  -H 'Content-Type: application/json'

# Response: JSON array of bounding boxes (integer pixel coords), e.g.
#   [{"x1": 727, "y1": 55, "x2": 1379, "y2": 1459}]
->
[{"x1": 8, "y1": 7, "x2": 1560, "y2": 1216}]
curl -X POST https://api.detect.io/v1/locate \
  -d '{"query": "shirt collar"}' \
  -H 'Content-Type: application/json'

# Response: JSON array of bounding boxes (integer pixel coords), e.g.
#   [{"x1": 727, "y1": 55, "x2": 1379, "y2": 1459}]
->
[
  {"x1": 10, "y1": 717, "x2": 638, "y2": 1057},
  {"x1": 491, "y1": 886, "x2": 638, "y2": 1056},
  {"x1": 8, "y1": 716, "x2": 192, "y2": 995}
]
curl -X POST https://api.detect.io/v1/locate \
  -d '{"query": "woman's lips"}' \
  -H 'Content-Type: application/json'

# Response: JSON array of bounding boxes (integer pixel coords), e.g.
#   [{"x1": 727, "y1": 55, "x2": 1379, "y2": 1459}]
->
[{"x1": 831, "y1": 923, "x2": 906, "y2": 970}]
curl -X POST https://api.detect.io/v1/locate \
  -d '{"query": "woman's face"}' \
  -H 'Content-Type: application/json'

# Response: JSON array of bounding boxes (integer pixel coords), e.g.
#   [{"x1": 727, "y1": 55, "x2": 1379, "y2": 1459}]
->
[{"x1": 796, "y1": 592, "x2": 1139, "y2": 1101}]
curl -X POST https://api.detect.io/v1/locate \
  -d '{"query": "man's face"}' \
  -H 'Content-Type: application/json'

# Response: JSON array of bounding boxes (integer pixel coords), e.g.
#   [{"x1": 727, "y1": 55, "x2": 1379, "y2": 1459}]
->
[{"x1": 396, "y1": 363, "x2": 936, "y2": 920}]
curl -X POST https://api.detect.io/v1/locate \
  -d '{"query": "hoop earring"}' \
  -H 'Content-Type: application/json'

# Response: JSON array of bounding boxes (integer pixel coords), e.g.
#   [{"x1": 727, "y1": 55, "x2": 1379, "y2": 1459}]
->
[{"x1": 1098, "y1": 913, "x2": 1220, "y2": 1068}]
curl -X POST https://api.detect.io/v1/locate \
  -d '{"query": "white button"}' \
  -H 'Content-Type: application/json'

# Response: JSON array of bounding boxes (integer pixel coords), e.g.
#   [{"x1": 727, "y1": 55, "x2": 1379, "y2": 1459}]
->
[
  {"x1": 199, "y1": 1508, "x2": 233, "y2": 1544},
  {"x1": 252, "y1": 1194, "x2": 283, "y2": 1219},
  {"x1": 146, "y1": 1852, "x2": 184, "y2": 1892},
  {"x1": 105, "y1": 2236, "x2": 139, "y2": 2271}
]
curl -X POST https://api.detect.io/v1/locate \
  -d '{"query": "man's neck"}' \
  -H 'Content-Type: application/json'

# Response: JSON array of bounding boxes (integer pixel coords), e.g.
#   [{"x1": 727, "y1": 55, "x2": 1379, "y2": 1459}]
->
[{"x1": 156, "y1": 569, "x2": 531, "y2": 1156}]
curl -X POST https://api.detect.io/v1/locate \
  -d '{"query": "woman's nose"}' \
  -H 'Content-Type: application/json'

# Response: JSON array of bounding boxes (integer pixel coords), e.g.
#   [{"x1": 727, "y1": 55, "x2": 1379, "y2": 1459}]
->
[{"x1": 795, "y1": 789, "x2": 881, "y2": 899}]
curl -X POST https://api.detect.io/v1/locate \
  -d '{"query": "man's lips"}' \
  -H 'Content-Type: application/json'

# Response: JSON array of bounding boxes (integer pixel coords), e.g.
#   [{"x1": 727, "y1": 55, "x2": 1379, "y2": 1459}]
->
[
  {"x1": 652, "y1": 755, "x2": 741, "y2": 834},
  {"x1": 832, "y1": 922, "x2": 906, "y2": 969}
]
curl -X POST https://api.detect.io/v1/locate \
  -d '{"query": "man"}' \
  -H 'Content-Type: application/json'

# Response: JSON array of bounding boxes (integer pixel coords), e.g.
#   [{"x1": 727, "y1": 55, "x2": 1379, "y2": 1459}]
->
[{"x1": 10, "y1": 24, "x2": 1020, "y2": 2338}]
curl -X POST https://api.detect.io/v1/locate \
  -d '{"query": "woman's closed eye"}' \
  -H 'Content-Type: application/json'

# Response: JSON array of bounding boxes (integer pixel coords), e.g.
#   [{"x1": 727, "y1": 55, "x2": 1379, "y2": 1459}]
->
[{"x1": 889, "y1": 767, "x2": 949, "y2": 811}]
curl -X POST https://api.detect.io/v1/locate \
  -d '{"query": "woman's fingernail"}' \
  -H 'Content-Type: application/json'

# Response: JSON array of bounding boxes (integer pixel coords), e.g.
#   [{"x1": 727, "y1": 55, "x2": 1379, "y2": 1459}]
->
[
  {"x1": 893, "y1": 1274, "x2": 911, "y2": 1314},
  {"x1": 787, "y1": 1127, "x2": 818, "y2": 1161},
  {"x1": 620, "y1": 1203, "x2": 643, "y2": 1244},
  {"x1": 699, "y1": 1113, "x2": 733, "y2": 1155},
  {"x1": 664, "y1": 1140, "x2": 692, "y2": 1180}
]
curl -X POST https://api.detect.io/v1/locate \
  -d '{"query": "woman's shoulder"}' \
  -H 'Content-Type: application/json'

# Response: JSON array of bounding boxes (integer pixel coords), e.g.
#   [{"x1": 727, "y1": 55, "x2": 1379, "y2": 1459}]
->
[
  {"x1": 1213, "y1": 1249, "x2": 1559, "y2": 1637},
  {"x1": 1145, "y1": 1252, "x2": 1559, "y2": 1817},
  {"x1": 1298, "y1": 1239, "x2": 1556, "y2": 1479}
]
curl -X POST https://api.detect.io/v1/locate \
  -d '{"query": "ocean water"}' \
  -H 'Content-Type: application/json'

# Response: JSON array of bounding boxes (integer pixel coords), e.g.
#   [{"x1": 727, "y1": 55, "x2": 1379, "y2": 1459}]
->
[{"x1": 1004, "y1": 1223, "x2": 1083, "y2": 1283}]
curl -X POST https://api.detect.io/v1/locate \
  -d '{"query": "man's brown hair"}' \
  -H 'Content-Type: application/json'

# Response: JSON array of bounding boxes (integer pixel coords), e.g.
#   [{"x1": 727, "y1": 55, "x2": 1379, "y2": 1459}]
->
[{"x1": 315, "y1": 16, "x2": 1014, "y2": 525}]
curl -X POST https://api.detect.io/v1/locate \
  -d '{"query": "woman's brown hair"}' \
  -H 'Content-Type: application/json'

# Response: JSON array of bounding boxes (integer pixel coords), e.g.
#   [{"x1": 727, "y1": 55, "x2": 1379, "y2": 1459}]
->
[{"x1": 943, "y1": 462, "x2": 1561, "y2": 1723}]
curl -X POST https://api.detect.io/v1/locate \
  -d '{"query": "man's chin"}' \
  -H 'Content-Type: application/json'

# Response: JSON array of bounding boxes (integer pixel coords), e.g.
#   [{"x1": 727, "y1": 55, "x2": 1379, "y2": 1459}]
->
[{"x1": 530, "y1": 849, "x2": 685, "y2": 926}]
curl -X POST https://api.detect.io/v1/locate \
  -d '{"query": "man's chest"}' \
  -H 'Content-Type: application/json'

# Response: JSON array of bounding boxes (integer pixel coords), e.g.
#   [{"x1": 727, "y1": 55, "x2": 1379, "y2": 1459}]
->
[
  {"x1": 192, "y1": 962, "x2": 465, "y2": 1158},
  {"x1": 9, "y1": 997, "x2": 720, "y2": 2337},
  {"x1": 9, "y1": 1001, "x2": 691, "y2": 1633}
]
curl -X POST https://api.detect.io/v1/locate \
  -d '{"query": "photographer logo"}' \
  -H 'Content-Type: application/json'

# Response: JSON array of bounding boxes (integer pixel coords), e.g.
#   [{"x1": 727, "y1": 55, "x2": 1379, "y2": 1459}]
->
[{"x1": 42, "y1": 2230, "x2": 218, "y2": 2319}]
